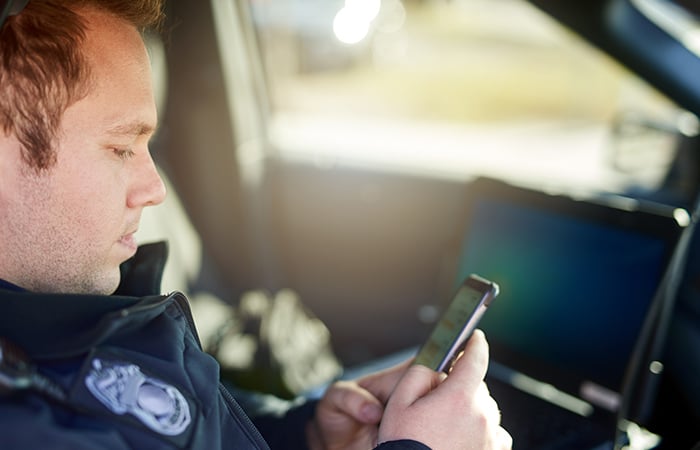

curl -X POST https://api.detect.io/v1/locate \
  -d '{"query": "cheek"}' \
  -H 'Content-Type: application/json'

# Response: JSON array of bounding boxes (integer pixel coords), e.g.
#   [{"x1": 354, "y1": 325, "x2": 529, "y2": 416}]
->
[
  {"x1": 2, "y1": 174, "x2": 102, "y2": 268},
  {"x1": 87, "y1": 188, "x2": 127, "y2": 230},
  {"x1": 47, "y1": 141, "x2": 132, "y2": 248},
  {"x1": 52, "y1": 167, "x2": 127, "y2": 240}
]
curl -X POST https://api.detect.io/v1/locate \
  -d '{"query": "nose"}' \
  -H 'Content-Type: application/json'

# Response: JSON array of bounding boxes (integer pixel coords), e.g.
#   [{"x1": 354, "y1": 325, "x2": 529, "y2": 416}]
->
[{"x1": 127, "y1": 150, "x2": 167, "y2": 208}]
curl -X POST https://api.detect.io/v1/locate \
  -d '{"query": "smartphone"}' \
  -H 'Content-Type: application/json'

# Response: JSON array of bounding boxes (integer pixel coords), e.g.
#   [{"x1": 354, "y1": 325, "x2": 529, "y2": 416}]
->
[{"x1": 414, "y1": 274, "x2": 499, "y2": 373}]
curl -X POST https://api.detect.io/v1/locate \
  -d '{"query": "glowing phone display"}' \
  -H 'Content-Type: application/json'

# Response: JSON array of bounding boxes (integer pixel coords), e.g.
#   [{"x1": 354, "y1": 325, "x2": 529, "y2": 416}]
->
[{"x1": 414, "y1": 274, "x2": 499, "y2": 373}]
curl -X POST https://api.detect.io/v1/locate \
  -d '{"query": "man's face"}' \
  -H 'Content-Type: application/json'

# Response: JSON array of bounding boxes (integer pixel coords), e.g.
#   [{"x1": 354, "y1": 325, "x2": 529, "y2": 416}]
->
[{"x1": 0, "y1": 9, "x2": 166, "y2": 294}]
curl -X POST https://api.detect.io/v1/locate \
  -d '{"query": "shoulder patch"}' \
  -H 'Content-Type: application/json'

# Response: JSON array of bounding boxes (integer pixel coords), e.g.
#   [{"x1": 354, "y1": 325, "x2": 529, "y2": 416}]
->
[{"x1": 85, "y1": 357, "x2": 191, "y2": 436}]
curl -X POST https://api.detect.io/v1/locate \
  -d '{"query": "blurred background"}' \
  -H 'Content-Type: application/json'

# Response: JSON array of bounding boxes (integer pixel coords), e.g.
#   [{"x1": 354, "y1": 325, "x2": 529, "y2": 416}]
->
[
  {"x1": 155, "y1": 0, "x2": 698, "y2": 367},
  {"x1": 244, "y1": 0, "x2": 693, "y2": 362},
  {"x1": 253, "y1": 0, "x2": 686, "y2": 193}
]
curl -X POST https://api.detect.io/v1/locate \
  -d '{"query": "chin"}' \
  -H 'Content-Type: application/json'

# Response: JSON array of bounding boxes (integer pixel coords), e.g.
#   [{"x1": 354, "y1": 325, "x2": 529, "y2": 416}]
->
[
  {"x1": 86, "y1": 270, "x2": 122, "y2": 296},
  {"x1": 105, "y1": 277, "x2": 122, "y2": 295},
  {"x1": 50, "y1": 276, "x2": 119, "y2": 296}
]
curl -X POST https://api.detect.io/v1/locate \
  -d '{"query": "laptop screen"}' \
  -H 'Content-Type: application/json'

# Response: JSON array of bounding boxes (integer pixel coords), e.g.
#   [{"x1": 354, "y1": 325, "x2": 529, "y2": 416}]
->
[{"x1": 454, "y1": 178, "x2": 684, "y2": 403}]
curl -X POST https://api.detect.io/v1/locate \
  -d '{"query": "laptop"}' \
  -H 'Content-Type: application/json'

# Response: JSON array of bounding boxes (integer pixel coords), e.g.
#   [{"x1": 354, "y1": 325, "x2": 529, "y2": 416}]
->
[{"x1": 453, "y1": 177, "x2": 687, "y2": 450}]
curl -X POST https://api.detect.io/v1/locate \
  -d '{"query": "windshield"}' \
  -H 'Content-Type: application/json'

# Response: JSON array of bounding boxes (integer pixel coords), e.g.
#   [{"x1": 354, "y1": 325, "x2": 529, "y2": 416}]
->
[{"x1": 249, "y1": 0, "x2": 697, "y2": 198}]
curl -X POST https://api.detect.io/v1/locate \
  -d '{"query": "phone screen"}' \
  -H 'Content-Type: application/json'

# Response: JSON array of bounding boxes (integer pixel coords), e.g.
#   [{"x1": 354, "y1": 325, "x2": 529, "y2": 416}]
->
[{"x1": 414, "y1": 274, "x2": 499, "y2": 373}]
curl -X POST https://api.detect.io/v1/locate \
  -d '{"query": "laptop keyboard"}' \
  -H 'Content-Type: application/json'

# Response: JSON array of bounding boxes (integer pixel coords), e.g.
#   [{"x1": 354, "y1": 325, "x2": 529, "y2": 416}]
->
[{"x1": 487, "y1": 377, "x2": 615, "y2": 450}]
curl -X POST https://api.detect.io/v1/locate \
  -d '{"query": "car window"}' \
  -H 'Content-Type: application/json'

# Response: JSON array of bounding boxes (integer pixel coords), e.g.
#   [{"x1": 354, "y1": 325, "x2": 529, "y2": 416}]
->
[
  {"x1": 249, "y1": 0, "x2": 695, "y2": 197},
  {"x1": 632, "y1": 0, "x2": 700, "y2": 58}
]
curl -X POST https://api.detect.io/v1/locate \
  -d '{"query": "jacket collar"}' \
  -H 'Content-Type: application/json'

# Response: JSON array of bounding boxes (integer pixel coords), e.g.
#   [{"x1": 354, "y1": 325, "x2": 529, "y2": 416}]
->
[
  {"x1": 0, "y1": 278, "x2": 24, "y2": 292},
  {"x1": 0, "y1": 241, "x2": 171, "y2": 360}
]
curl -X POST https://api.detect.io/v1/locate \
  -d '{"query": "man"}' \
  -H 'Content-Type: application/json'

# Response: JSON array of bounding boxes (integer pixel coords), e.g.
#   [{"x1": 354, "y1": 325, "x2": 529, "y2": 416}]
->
[{"x1": 0, "y1": 1, "x2": 512, "y2": 449}]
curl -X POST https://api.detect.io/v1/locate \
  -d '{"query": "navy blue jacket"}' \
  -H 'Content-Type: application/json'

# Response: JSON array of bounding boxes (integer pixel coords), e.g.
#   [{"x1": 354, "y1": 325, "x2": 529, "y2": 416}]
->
[{"x1": 0, "y1": 242, "x2": 428, "y2": 450}]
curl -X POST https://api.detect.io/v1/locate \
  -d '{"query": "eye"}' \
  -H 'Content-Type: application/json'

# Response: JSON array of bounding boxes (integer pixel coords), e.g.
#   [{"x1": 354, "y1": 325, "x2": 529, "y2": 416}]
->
[{"x1": 112, "y1": 147, "x2": 135, "y2": 160}]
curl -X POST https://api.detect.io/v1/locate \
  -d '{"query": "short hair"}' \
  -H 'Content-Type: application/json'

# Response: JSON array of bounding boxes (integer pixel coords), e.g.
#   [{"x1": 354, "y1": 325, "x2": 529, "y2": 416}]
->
[{"x1": 0, "y1": 0, "x2": 165, "y2": 171}]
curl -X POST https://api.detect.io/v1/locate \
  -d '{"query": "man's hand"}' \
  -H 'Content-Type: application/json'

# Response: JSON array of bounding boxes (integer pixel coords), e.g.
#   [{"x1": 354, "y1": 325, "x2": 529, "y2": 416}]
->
[
  {"x1": 378, "y1": 330, "x2": 512, "y2": 449},
  {"x1": 307, "y1": 330, "x2": 512, "y2": 450},
  {"x1": 306, "y1": 360, "x2": 411, "y2": 450}
]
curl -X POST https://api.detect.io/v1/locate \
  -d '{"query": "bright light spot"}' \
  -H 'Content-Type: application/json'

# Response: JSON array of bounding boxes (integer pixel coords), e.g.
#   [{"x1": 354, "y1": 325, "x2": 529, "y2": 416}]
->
[
  {"x1": 649, "y1": 360, "x2": 664, "y2": 375},
  {"x1": 678, "y1": 111, "x2": 699, "y2": 137},
  {"x1": 333, "y1": 0, "x2": 388, "y2": 44},
  {"x1": 333, "y1": 6, "x2": 371, "y2": 44},
  {"x1": 684, "y1": 30, "x2": 700, "y2": 57},
  {"x1": 673, "y1": 208, "x2": 691, "y2": 227}
]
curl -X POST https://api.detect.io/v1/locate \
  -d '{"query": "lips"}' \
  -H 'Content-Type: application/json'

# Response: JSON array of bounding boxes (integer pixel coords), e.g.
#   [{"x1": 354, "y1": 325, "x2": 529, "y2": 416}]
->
[{"x1": 119, "y1": 232, "x2": 138, "y2": 254}]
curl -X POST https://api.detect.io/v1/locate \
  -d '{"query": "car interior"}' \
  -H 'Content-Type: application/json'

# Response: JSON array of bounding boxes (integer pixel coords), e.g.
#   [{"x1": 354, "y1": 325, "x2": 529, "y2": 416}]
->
[
  {"x1": 4, "y1": 0, "x2": 699, "y2": 448},
  {"x1": 137, "y1": 0, "x2": 700, "y2": 448}
]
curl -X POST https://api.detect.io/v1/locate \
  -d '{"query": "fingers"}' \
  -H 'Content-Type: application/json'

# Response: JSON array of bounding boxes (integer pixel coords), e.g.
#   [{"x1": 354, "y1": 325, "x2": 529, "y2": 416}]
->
[
  {"x1": 313, "y1": 380, "x2": 386, "y2": 450},
  {"x1": 378, "y1": 370, "x2": 511, "y2": 449},
  {"x1": 352, "y1": 329, "x2": 489, "y2": 406},
  {"x1": 357, "y1": 329, "x2": 491, "y2": 413},
  {"x1": 475, "y1": 382, "x2": 513, "y2": 450},
  {"x1": 387, "y1": 363, "x2": 447, "y2": 409},
  {"x1": 475, "y1": 382, "x2": 501, "y2": 429},
  {"x1": 356, "y1": 358, "x2": 413, "y2": 404},
  {"x1": 444, "y1": 329, "x2": 490, "y2": 392},
  {"x1": 321, "y1": 380, "x2": 384, "y2": 424}
]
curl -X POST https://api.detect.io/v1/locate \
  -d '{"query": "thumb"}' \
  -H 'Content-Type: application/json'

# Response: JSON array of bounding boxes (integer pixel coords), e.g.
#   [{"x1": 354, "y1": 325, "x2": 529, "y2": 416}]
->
[
  {"x1": 387, "y1": 364, "x2": 446, "y2": 410},
  {"x1": 441, "y1": 329, "x2": 490, "y2": 395}
]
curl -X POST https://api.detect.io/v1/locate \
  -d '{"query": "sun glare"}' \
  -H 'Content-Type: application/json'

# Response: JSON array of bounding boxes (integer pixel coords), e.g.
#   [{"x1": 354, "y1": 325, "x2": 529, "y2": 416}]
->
[{"x1": 333, "y1": 0, "x2": 382, "y2": 44}]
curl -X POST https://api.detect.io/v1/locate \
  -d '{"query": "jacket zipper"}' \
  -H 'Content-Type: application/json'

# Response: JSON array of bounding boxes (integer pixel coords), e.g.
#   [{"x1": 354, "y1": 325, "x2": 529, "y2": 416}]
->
[{"x1": 169, "y1": 291, "x2": 271, "y2": 450}]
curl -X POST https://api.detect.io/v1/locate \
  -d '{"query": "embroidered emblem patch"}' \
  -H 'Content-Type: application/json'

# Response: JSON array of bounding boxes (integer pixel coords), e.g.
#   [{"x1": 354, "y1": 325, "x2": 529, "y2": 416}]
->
[{"x1": 85, "y1": 358, "x2": 191, "y2": 436}]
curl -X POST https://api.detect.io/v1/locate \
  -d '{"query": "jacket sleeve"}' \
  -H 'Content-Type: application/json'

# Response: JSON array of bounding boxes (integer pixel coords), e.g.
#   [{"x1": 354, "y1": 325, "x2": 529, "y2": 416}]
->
[
  {"x1": 225, "y1": 385, "x2": 433, "y2": 450},
  {"x1": 225, "y1": 384, "x2": 317, "y2": 450}
]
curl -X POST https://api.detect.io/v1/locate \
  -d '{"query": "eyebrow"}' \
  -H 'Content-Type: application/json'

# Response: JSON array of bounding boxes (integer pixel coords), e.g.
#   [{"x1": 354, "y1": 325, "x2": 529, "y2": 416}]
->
[{"x1": 104, "y1": 121, "x2": 157, "y2": 138}]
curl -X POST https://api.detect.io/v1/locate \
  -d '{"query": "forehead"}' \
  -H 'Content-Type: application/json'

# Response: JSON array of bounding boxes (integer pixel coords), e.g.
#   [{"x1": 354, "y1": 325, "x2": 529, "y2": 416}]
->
[
  {"x1": 72, "y1": 8, "x2": 157, "y2": 135},
  {"x1": 81, "y1": 7, "x2": 150, "y2": 68}
]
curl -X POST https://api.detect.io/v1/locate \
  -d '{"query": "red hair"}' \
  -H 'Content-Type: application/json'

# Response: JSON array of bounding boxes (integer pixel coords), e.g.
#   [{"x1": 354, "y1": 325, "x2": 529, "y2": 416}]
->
[{"x1": 0, "y1": 0, "x2": 164, "y2": 170}]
